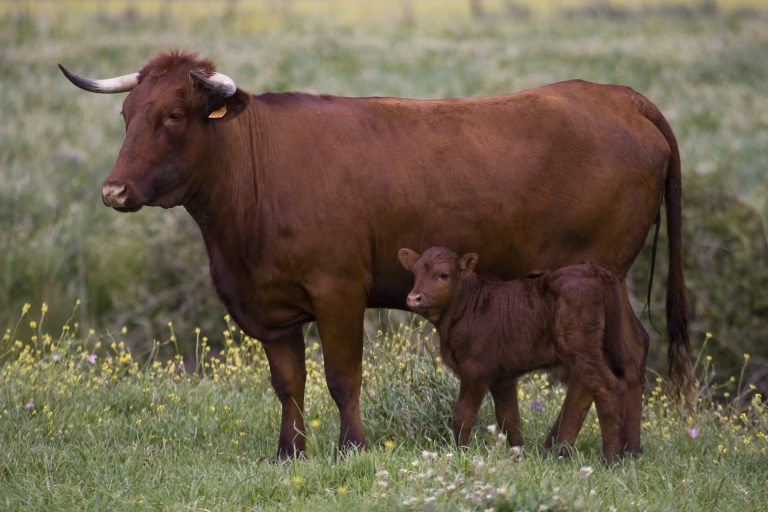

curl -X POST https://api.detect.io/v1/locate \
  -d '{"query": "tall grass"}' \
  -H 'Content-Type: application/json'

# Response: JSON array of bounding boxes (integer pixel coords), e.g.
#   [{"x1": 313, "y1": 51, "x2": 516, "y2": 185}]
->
[{"x1": 1, "y1": 306, "x2": 766, "y2": 510}]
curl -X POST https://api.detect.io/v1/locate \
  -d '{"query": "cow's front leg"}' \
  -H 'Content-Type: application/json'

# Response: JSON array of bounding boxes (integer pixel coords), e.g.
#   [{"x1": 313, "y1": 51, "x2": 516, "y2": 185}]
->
[
  {"x1": 262, "y1": 328, "x2": 307, "y2": 459},
  {"x1": 313, "y1": 287, "x2": 367, "y2": 451}
]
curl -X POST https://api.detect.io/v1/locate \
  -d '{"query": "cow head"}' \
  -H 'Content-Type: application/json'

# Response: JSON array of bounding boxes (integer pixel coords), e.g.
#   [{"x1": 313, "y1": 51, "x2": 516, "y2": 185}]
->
[
  {"x1": 398, "y1": 247, "x2": 478, "y2": 323},
  {"x1": 59, "y1": 52, "x2": 250, "y2": 212}
]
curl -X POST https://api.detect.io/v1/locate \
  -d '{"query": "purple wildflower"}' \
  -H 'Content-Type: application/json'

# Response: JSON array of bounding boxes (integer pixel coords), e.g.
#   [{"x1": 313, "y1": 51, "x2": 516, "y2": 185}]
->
[
  {"x1": 530, "y1": 400, "x2": 545, "y2": 414},
  {"x1": 689, "y1": 427, "x2": 698, "y2": 439},
  {"x1": 24, "y1": 401, "x2": 36, "y2": 410},
  {"x1": 87, "y1": 354, "x2": 97, "y2": 364}
]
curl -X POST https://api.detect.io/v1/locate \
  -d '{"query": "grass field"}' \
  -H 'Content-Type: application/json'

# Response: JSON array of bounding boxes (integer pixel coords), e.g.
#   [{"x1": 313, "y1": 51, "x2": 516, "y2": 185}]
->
[
  {"x1": 1, "y1": 306, "x2": 766, "y2": 511},
  {"x1": 1, "y1": 3, "x2": 768, "y2": 510}
]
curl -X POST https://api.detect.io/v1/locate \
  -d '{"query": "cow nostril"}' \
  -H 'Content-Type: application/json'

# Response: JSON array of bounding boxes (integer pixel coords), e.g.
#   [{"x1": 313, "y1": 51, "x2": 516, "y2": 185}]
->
[{"x1": 102, "y1": 183, "x2": 129, "y2": 207}]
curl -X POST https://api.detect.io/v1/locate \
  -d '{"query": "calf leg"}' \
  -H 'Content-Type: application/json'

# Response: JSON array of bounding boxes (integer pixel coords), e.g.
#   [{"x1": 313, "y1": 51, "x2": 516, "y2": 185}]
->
[
  {"x1": 313, "y1": 287, "x2": 367, "y2": 451},
  {"x1": 590, "y1": 377, "x2": 626, "y2": 464},
  {"x1": 453, "y1": 377, "x2": 488, "y2": 447},
  {"x1": 622, "y1": 307, "x2": 649, "y2": 456},
  {"x1": 553, "y1": 291, "x2": 625, "y2": 463},
  {"x1": 490, "y1": 377, "x2": 524, "y2": 446},
  {"x1": 544, "y1": 380, "x2": 592, "y2": 457},
  {"x1": 262, "y1": 329, "x2": 307, "y2": 459}
]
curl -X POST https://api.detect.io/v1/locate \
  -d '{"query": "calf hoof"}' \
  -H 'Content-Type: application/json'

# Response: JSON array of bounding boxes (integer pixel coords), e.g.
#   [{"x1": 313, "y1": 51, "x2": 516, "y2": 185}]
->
[
  {"x1": 275, "y1": 446, "x2": 306, "y2": 461},
  {"x1": 622, "y1": 444, "x2": 643, "y2": 457},
  {"x1": 547, "y1": 441, "x2": 575, "y2": 459},
  {"x1": 264, "y1": 451, "x2": 306, "y2": 464},
  {"x1": 543, "y1": 431, "x2": 558, "y2": 450},
  {"x1": 338, "y1": 442, "x2": 366, "y2": 459},
  {"x1": 602, "y1": 448, "x2": 623, "y2": 465}
]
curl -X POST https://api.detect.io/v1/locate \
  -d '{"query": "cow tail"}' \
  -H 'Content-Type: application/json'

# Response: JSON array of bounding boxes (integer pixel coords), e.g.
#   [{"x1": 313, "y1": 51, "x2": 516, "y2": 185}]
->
[
  {"x1": 640, "y1": 97, "x2": 696, "y2": 410},
  {"x1": 601, "y1": 270, "x2": 626, "y2": 379}
]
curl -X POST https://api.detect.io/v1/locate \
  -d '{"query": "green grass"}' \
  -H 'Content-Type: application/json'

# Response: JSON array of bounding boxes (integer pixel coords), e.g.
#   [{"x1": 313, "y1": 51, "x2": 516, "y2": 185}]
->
[
  {"x1": 1, "y1": 6, "x2": 768, "y2": 510},
  {"x1": 1, "y1": 307, "x2": 766, "y2": 511}
]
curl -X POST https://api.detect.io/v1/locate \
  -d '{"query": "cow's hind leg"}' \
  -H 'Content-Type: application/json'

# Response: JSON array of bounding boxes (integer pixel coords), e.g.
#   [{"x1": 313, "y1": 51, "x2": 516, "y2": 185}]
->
[
  {"x1": 313, "y1": 286, "x2": 367, "y2": 452},
  {"x1": 262, "y1": 329, "x2": 307, "y2": 459},
  {"x1": 490, "y1": 377, "x2": 524, "y2": 447}
]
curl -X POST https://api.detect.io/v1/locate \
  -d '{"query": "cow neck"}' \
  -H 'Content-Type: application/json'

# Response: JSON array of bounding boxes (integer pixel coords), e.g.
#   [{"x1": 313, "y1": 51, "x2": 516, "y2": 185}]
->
[
  {"x1": 434, "y1": 274, "x2": 484, "y2": 341},
  {"x1": 186, "y1": 101, "x2": 269, "y2": 262}
]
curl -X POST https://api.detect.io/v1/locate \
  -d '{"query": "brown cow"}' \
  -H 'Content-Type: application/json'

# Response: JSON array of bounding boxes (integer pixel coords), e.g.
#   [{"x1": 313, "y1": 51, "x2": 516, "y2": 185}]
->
[
  {"x1": 399, "y1": 247, "x2": 645, "y2": 463},
  {"x1": 59, "y1": 51, "x2": 692, "y2": 459}
]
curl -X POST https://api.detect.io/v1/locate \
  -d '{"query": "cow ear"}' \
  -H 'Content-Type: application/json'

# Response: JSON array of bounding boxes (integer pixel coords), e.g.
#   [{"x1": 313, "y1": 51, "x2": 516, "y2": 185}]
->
[
  {"x1": 459, "y1": 253, "x2": 479, "y2": 277},
  {"x1": 398, "y1": 248, "x2": 421, "y2": 272},
  {"x1": 205, "y1": 90, "x2": 249, "y2": 121}
]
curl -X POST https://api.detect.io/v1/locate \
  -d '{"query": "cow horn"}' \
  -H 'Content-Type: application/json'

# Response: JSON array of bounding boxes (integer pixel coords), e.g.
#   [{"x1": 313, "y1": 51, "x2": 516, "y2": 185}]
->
[
  {"x1": 190, "y1": 69, "x2": 237, "y2": 98},
  {"x1": 58, "y1": 64, "x2": 139, "y2": 94}
]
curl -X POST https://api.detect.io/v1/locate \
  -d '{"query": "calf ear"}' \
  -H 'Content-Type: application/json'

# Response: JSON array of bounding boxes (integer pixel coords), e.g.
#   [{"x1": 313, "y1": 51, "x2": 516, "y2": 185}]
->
[
  {"x1": 398, "y1": 248, "x2": 421, "y2": 272},
  {"x1": 459, "y1": 253, "x2": 479, "y2": 277}
]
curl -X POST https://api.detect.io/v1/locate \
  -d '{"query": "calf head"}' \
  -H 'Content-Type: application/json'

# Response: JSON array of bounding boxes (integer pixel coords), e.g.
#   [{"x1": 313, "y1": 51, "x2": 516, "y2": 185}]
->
[
  {"x1": 59, "y1": 51, "x2": 250, "y2": 212},
  {"x1": 398, "y1": 247, "x2": 478, "y2": 323}
]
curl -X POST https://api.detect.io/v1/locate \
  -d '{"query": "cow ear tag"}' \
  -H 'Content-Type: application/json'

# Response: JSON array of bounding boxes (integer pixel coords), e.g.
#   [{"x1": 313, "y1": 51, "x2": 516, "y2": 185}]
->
[{"x1": 208, "y1": 105, "x2": 228, "y2": 119}]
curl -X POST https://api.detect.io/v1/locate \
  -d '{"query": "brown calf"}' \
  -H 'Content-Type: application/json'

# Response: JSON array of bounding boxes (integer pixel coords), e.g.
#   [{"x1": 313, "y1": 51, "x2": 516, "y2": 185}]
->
[{"x1": 399, "y1": 246, "x2": 645, "y2": 463}]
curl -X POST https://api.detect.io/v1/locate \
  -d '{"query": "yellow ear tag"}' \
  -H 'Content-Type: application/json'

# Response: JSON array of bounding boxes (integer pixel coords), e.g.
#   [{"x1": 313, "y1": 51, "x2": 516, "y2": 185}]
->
[{"x1": 208, "y1": 105, "x2": 228, "y2": 119}]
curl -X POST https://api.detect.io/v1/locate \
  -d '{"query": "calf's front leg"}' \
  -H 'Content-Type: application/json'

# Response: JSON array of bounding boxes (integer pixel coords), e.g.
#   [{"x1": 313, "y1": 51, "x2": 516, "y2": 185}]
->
[{"x1": 452, "y1": 376, "x2": 488, "y2": 447}]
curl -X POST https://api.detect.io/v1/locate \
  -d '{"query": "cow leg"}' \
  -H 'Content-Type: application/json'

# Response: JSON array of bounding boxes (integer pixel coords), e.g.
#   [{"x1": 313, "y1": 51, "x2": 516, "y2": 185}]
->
[
  {"x1": 314, "y1": 290, "x2": 367, "y2": 451},
  {"x1": 489, "y1": 377, "x2": 524, "y2": 447},
  {"x1": 452, "y1": 377, "x2": 488, "y2": 447},
  {"x1": 544, "y1": 381, "x2": 592, "y2": 457},
  {"x1": 262, "y1": 329, "x2": 307, "y2": 459}
]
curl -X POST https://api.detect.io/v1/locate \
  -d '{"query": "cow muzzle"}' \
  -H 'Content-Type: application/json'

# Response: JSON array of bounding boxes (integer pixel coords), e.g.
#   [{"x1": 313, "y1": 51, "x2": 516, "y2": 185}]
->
[
  {"x1": 102, "y1": 183, "x2": 127, "y2": 207},
  {"x1": 102, "y1": 182, "x2": 141, "y2": 212}
]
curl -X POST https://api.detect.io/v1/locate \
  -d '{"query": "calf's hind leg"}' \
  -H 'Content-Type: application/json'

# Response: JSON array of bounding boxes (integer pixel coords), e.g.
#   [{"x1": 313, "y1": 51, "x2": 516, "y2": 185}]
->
[
  {"x1": 621, "y1": 305, "x2": 649, "y2": 456},
  {"x1": 544, "y1": 380, "x2": 593, "y2": 457},
  {"x1": 553, "y1": 291, "x2": 625, "y2": 463},
  {"x1": 490, "y1": 377, "x2": 524, "y2": 446}
]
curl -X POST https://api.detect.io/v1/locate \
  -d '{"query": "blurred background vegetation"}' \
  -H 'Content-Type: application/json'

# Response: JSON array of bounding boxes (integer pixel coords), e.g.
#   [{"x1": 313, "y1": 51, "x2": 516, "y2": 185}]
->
[{"x1": 1, "y1": 0, "x2": 767, "y2": 396}]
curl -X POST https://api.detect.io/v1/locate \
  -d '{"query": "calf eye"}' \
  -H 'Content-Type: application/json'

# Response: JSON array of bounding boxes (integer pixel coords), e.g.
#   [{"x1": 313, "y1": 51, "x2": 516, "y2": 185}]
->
[{"x1": 439, "y1": 273, "x2": 450, "y2": 280}]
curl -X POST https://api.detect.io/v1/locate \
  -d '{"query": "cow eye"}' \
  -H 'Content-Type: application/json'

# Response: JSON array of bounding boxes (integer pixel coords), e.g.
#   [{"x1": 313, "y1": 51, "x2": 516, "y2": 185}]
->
[
  {"x1": 165, "y1": 110, "x2": 185, "y2": 123},
  {"x1": 439, "y1": 273, "x2": 450, "y2": 280}
]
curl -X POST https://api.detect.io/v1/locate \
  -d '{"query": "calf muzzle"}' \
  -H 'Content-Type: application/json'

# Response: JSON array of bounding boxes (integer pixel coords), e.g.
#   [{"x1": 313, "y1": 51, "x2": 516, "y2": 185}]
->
[{"x1": 406, "y1": 292, "x2": 423, "y2": 308}]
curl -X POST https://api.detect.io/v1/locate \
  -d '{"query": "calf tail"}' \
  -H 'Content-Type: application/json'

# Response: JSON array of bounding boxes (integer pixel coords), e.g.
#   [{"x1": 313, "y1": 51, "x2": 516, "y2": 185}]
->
[
  {"x1": 639, "y1": 96, "x2": 696, "y2": 410},
  {"x1": 601, "y1": 271, "x2": 626, "y2": 379}
]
